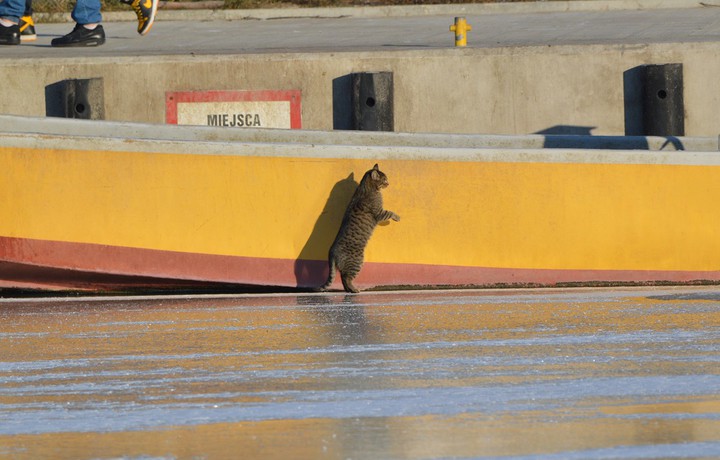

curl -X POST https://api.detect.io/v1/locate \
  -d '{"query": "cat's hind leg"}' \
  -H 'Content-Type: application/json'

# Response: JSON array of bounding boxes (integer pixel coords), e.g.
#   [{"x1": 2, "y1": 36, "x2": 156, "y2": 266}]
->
[
  {"x1": 317, "y1": 258, "x2": 336, "y2": 291},
  {"x1": 340, "y1": 272, "x2": 360, "y2": 293}
]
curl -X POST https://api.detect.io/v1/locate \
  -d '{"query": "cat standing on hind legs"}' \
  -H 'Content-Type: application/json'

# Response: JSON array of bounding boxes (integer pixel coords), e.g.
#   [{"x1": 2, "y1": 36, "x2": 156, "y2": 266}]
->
[{"x1": 319, "y1": 164, "x2": 400, "y2": 293}]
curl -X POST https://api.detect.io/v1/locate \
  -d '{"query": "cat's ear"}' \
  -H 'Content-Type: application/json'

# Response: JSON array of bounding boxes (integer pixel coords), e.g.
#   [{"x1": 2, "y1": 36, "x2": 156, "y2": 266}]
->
[
  {"x1": 347, "y1": 173, "x2": 354, "y2": 180},
  {"x1": 373, "y1": 164, "x2": 379, "y2": 170}
]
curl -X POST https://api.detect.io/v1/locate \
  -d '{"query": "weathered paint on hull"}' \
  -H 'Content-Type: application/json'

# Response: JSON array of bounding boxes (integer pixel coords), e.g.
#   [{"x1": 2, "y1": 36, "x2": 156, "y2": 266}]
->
[
  {"x1": 2, "y1": 133, "x2": 720, "y2": 292},
  {"x1": 1, "y1": 236, "x2": 719, "y2": 292}
]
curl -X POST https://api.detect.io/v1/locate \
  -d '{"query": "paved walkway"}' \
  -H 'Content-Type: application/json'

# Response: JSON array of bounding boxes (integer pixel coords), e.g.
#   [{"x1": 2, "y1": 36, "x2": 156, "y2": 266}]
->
[{"x1": 1, "y1": 2, "x2": 719, "y2": 59}]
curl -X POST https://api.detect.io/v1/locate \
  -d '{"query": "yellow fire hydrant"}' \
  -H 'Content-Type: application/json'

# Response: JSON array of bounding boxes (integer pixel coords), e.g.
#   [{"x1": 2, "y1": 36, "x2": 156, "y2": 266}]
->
[{"x1": 450, "y1": 17, "x2": 472, "y2": 47}]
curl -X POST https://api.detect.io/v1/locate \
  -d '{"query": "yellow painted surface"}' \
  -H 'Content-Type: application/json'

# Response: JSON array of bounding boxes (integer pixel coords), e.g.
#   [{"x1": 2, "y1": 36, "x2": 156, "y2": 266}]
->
[{"x1": 2, "y1": 145, "x2": 720, "y2": 272}]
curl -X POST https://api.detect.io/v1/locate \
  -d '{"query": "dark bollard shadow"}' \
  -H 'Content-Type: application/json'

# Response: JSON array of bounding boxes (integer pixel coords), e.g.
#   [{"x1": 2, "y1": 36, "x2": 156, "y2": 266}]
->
[
  {"x1": 294, "y1": 173, "x2": 358, "y2": 288},
  {"x1": 660, "y1": 136, "x2": 685, "y2": 151},
  {"x1": 535, "y1": 125, "x2": 595, "y2": 136},
  {"x1": 45, "y1": 81, "x2": 67, "y2": 117},
  {"x1": 332, "y1": 74, "x2": 354, "y2": 130},
  {"x1": 535, "y1": 125, "x2": 598, "y2": 149},
  {"x1": 623, "y1": 66, "x2": 645, "y2": 136}
]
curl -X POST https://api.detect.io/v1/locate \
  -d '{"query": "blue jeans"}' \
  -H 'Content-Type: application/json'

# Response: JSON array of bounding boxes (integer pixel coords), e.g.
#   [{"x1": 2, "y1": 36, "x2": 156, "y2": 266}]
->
[
  {"x1": 0, "y1": 0, "x2": 24, "y2": 23},
  {"x1": 71, "y1": 0, "x2": 102, "y2": 25},
  {"x1": 1, "y1": 0, "x2": 101, "y2": 24}
]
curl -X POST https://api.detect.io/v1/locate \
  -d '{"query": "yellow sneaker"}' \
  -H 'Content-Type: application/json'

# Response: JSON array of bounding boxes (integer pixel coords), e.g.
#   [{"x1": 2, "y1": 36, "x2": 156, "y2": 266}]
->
[
  {"x1": 19, "y1": 15, "x2": 36, "y2": 42},
  {"x1": 130, "y1": 0, "x2": 157, "y2": 36}
]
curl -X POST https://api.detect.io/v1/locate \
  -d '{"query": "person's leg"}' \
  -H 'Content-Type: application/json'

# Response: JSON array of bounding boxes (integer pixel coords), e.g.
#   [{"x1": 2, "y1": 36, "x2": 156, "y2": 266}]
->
[
  {"x1": 70, "y1": 0, "x2": 102, "y2": 26},
  {"x1": 52, "y1": 0, "x2": 104, "y2": 47},
  {"x1": 0, "y1": 0, "x2": 24, "y2": 22},
  {"x1": 0, "y1": 0, "x2": 24, "y2": 45}
]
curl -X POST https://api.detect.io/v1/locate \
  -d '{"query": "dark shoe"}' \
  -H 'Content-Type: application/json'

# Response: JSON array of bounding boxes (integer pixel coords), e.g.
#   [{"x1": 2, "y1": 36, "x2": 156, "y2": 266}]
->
[
  {"x1": 51, "y1": 24, "x2": 105, "y2": 47},
  {"x1": 19, "y1": 15, "x2": 36, "y2": 42},
  {"x1": 0, "y1": 23, "x2": 20, "y2": 46},
  {"x1": 130, "y1": 0, "x2": 157, "y2": 35}
]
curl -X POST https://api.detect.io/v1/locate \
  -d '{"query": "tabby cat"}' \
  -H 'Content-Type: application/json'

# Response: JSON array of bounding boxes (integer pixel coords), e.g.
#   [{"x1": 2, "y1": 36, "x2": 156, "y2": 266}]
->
[{"x1": 319, "y1": 164, "x2": 400, "y2": 293}]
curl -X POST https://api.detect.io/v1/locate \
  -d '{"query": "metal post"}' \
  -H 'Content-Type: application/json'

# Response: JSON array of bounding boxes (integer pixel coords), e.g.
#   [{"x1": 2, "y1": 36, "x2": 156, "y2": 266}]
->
[
  {"x1": 450, "y1": 17, "x2": 472, "y2": 47},
  {"x1": 61, "y1": 78, "x2": 105, "y2": 120},
  {"x1": 640, "y1": 64, "x2": 684, "y2": 136},
  {"x1": 351, "y1": 72, "x2": 394, "y2": 131}
]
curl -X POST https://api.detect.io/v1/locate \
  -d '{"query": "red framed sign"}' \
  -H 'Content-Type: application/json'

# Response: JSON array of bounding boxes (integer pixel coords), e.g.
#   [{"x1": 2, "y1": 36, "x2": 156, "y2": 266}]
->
[{"x1": 166, "y1": 90, "x2": 302, "y2": 129}]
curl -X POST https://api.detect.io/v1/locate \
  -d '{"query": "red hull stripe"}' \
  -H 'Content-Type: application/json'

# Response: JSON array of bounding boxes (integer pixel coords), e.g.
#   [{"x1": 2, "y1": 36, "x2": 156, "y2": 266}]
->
[{"x1": 2, "y1": 236, "x2": 720, "y2": 290}]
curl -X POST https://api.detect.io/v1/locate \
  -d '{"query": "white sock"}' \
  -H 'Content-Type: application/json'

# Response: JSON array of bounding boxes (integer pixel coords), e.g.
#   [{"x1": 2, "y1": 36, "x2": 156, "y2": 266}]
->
[
  {"x1": 0, "y1": 18, "x2": 17, "y2": 27},
  {"x1": 82, "y1": 23, "x2": 99, "y2": 30}
]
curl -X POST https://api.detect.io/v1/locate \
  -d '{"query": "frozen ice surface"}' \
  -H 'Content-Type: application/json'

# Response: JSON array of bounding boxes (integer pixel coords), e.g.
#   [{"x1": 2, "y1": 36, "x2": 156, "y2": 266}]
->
[{"x1": 1, "y1": 287, "x2": 719, "y2": 458}]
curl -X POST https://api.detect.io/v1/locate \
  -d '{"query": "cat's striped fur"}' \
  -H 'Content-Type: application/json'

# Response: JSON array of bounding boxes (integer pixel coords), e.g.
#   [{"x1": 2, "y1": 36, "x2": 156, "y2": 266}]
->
[{"x1": 319, "y1": 164, "x2": 400, "y2": 293}]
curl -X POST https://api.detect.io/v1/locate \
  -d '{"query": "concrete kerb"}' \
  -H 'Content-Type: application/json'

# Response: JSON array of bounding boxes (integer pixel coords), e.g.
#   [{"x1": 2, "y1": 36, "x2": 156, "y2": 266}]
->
[
  {"x1": 35, "y1": 0, "x2": 716, "y2": 24},
  {"x1": 0, "y1": 114, "x2": 716, "y2": 152}
]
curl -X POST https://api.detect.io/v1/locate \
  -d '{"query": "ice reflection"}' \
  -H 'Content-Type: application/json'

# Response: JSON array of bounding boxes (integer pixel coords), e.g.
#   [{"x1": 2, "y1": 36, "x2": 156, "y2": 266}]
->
[{"x1": 1, "y1": 288, "x2": 719, "y2": 458}]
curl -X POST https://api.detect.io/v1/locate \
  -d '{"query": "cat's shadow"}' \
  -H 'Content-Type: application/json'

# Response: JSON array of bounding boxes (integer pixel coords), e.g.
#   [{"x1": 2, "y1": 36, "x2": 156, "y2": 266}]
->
[{"x1": 294, "y1": 173, "x2": 358, "y2": 288}]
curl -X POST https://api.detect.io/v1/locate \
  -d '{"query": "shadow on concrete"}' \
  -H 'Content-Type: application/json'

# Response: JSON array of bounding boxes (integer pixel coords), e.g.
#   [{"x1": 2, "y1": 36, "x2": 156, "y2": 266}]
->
[
  {"x1": 623, "y1": 66, "x2": 645, "y2": 136},
  {"x1": 658, "y1": 136, "x2": 685, "y2": 150},
  {"x1": 294, "y1": 173, "x2": 358, "y2": 288},
  {"x1": 45, "y1": 81, "x2": 67, "y2": 118},
  {"x1": 332, "y1": 74, "x2": 354, "y2": 130},
  {"x1": 534, "y1": 124, "x2": 686, "y2": 151},
  {"x1": 535, "y1": 126, "x2": 685, "y2": 150},
  {"x1": 536, "y1": 125, "x2": 604, "y2": 149},
  {"x1": 535, "y1": 125, "x2": 596, "y2": 136}
]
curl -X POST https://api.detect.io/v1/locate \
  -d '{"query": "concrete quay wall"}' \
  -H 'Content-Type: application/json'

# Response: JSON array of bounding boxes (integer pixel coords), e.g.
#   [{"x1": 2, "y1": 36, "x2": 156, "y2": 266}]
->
[{"x1": 2, "y1": 41, "x2": 720, "y2": 136}]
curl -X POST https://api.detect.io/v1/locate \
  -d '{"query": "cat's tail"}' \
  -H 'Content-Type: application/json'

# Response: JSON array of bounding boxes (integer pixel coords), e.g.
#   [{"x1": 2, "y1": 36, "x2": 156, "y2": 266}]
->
[{"x1": 315, "y1": 257, "x2": 336, "y2": 292}]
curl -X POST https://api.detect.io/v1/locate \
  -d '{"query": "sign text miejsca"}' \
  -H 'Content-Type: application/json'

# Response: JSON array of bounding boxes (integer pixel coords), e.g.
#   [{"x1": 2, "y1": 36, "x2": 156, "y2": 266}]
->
[
  {"x1": 207, "y1": 113, "x2": 262, "y2": 128},
  {"x1": 175, "y1": 100, "x2": 293, "y2": 129},
  {"x1": 166, "y1": 90, "x2": 302, "y2": 129}
]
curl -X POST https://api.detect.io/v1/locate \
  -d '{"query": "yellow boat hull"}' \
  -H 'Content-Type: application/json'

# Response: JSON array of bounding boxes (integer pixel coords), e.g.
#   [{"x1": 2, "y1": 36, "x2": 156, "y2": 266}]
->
[{"x1": 2, "y1": 130, "x2": 719, "y2": 291}]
